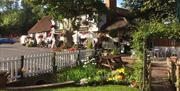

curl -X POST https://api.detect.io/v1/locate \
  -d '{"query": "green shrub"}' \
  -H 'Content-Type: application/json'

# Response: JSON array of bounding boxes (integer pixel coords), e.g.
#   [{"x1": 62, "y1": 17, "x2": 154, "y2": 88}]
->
[
  {"x1": 57, "y1": 64, "x2": 99, "y2": 82},
  {"x1": 87, "y1": 39, "x2": 93, "y2": 49},
  {"x1": 127, "y1": 61, "x2": 143, "y2": 88},
  {"x1": 110, "y1": 49, "x2": 120, "y2": 55},
  {"x1": 88, "y1": 69, "x2": 109, "y2": 83}
]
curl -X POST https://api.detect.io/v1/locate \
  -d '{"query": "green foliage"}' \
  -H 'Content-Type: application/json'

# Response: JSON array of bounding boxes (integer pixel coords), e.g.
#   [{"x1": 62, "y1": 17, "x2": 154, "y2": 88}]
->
[
  {"x1": 131, "y1": 20, "x2": 180, "y2": 89},
  {"x1": 57, "y1": 64, "x2": 98, "y2": 82},
  {"x1": 127, "y1": 61, "x2": 143, "y2": 87},
  {"x1": 123, "y1": 0, "x2": 176, "y2": 21},
  {"x1": 57, "y1": 63, "x2": 113, "y2": 84},
  {"x1": 87, "y1": 39, "x2": 93, "y2": 49},
  {"x1": 110, "y1": 49, "x2": 120, "y2": 55},
  {"x1": 30, "y1": 0, "x2": 107, "y2": 19},
  {"x1": 0, "y1": 0, "x2": 44, "y2": 35},
  {"x1": 0, "y1": 0, "x2": 20, "y2": 11},
  {"x1": 1, "y1": 10, "x2": 22, "y2": 26},
  {"x1": 88, "y1": 69, "x2": 109, "y2": 83},
  {"x1": 132, "y1": 20, "x2": 180, "y2": 59},
  {"x1": 56, "y1": 63, "x2": 138, "y2": 86},
  {"x1": 131, "y1": 20, "x2": 180, "y2": 90}
]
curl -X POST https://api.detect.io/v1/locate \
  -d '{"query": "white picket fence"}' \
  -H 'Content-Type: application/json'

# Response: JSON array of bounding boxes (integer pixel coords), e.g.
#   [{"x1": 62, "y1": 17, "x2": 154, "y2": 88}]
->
[{"x1": 0, "y1": 49, "x2": 94, "y2": 82}]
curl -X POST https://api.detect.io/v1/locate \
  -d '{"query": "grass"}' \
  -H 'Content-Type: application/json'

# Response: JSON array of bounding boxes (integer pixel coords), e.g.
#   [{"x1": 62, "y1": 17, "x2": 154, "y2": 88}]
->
[{"x1": 37, "y1": 85, "x2": 141, "y2": 91}]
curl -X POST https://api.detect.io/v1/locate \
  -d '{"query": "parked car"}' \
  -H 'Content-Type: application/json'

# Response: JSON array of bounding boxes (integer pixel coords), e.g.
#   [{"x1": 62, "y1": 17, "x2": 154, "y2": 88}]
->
[{"x1": 0, "y1": 38, "x2": 16, "y2": 44}]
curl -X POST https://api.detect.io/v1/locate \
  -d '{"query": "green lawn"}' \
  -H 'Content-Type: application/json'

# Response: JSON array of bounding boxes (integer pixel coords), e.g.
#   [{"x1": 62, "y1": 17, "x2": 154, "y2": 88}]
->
[{"x1": 38, "y1": 85, "x2": 141, "y2": 91}]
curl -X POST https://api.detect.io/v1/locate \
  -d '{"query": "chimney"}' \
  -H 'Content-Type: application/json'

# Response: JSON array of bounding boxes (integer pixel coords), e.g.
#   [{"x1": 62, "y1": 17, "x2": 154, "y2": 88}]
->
[
  {"x1": 104, "y1": 0, "x2": 117, "y2": 23},
  {"x1": 104, "y1": 0, "x2": 117, "y2": 9}
]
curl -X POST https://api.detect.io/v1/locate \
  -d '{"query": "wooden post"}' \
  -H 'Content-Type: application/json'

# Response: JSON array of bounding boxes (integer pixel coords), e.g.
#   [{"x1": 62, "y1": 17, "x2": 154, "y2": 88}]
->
[
  {"x1": 0, "y1": 71, "x2": 9, "y2": 88},
  {"x1": 143, "y1": 38, "x2": 148, "y2": 91},
  {"x1": 171, "y1": 62, "x2": 176, "y2": 85},
  {"x1": 20, "y1": 56, "x2": 24, "y2": 79},
  {"x1": 147, "y1": 53, "x2": 151, "y2": 91},
  {"x1": 52, "y1": 52, "x2": 57, "y2": 73},
  {"x1": 166, "y1": 58, "x2": 171, "y2": 80},
  {"x1": 76, "y1": 49, "x2": 82, "y2": 66},
  {"x1": 149, "y1": 63, "x2": 151, "y2": 91},
  {"x1": 177, "y1": 0, "x2": 180, "y2": 22},
  {"x1": 176, "y1": 64, "x2": 180, "y2": 91}
]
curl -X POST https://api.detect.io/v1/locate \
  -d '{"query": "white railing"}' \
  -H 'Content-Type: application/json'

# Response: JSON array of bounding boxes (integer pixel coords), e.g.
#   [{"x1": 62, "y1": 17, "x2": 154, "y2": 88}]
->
[
  {"x1": 79, "y1": 49, "x2": 94, "y2": 62},
  {"x1": 0, "y1": 57, "x2": 21, "y2": 81},
  {"x1": 56, "y1": 51, "x2": 78, "y2": 70},
  {"x1": 0, "y1": 49, "x2": 94, "y2": 82},
  {"x1": 23, "y1": 53, "x2": 53, "y2": 77}
]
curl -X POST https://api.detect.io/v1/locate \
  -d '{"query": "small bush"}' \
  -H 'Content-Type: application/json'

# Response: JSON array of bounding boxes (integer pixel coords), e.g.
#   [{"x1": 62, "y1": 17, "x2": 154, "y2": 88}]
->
[
  {"x1": 127, "y1": 61, "x2": 143, "y2": 88},
  {"x1": 87, "y1": 39, "x2": 93, "y2": 49},
  {"x1": 57, "y1": 64, "x2": 99, "y2": 82}
]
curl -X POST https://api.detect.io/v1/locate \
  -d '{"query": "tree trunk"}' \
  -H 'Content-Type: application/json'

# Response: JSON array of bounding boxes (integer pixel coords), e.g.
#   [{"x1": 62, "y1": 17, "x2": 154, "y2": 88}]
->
[
  {"x1": 177, "y1": 0, "x2": 180, "y2": 22},
  {"x1": 63, "y1": 30, "x2": 74, "y2": 48}
]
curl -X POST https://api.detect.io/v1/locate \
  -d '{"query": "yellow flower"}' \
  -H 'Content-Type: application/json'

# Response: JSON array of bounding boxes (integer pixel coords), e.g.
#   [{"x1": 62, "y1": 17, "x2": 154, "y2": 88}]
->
[
  {"x1": 116, "y1": 68, "x2": 125, "y2": 73},
  {"x1": 114, "y1": 75, "x2": 123, "y2": 80},
  {"x1": 107, "y1": 77, "x2": 113, "y2": 81}
]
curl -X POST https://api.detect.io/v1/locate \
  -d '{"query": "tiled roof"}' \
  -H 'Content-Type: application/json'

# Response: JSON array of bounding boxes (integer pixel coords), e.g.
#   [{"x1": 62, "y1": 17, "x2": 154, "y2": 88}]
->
[
  {"x1": 28, "y1": 16, "x2": 52, "y2": 34},
  {"x1": 116, "y1": 8, "x2": 130, "y2": 17},
  {"x1": 100, "y1": 8, "x2": 130, "y2": 32}
]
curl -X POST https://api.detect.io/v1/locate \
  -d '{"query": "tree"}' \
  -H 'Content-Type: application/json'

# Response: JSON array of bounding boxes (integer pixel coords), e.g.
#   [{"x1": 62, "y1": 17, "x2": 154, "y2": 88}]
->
[
  {"x1": 30, "y1": 0, "x2": 106, "y2": 19},
  {"x1": 0, "y1": 9, "x2": 22, "y2": 34},
  {"x1": 29, "y1": 0, "x2": 107, "y2": 48},
  {"x1": 123, "y1": 0, "x2": 176, "y2": 21},
  {"x1": 0, "y1": 0, "x2": 20, "y2": 11},
  {"x1": 19, "y1": 0, "x2": 46, "y2": 34},
  {"x1": 0, "y1": 0, "x2": 22, "y2": 35},
  {"x1": 0, "y1": 0, "x2": 45, "y2": 36}
]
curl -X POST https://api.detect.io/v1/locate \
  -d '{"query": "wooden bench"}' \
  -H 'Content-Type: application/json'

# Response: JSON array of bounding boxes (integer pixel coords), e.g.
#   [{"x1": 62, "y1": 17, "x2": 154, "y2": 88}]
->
[{"x1": 98, "y1": 55, "x2": 126, "y2": 70}]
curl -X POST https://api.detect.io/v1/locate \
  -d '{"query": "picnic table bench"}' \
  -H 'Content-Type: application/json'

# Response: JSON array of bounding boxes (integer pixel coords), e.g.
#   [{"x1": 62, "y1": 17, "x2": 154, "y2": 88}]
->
[{"x1": 98, "y1": 55, "x2": 127, "y2": 70}]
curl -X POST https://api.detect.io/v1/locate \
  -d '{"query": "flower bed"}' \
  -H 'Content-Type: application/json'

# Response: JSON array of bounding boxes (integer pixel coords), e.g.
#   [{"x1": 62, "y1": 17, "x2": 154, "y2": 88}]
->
[
  {"x1": 4, "y1": 55, "x2": 142, "y2": 90},
  {"x1": 56, "y1": 58, "x2": 143, "y2": 89}
]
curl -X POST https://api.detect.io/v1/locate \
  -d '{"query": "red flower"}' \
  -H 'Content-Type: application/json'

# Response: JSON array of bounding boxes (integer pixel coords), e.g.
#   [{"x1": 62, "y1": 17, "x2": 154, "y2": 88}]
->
[{"x1": 68, "y1": 48, "x2": 77, "y2": 51}]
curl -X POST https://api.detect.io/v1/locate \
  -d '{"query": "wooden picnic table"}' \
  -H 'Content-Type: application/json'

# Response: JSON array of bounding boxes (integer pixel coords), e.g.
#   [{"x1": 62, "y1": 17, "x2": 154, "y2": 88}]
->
[{"x1": 98, "y1": 55, "x2": 126, "y2": 70}]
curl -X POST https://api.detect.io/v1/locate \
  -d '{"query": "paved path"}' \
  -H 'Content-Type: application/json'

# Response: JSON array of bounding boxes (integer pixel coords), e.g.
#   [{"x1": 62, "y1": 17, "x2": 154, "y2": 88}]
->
[{"x1": 151, "y1": 61, "x2": 175, "y2": 91}]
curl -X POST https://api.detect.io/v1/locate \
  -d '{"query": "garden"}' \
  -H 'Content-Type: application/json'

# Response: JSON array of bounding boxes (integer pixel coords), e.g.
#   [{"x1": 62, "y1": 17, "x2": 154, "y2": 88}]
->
[
  {"x1": 40, "y1": 51, "x2": 143, "y2": 91},
  {"x1": 2, "y1": 48, "x2": 143, "y2": 91}
]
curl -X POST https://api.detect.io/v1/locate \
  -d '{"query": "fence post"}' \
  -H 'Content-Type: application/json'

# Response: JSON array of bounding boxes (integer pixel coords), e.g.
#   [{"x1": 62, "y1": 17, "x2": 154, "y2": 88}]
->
[
  {"x1": 176, "y1": 64, "x2": 179, "y2": 91},
  {"x1": 20, "y1": 56, "x2": 24, "y2": 79},
  {"x1": 0, "y1": 71, "x2": 9, "y2": 88},
  {"x1": 52, "y1": 52, "x2": 57, "y2": 73},
  {"x1": 76, "y1": 49, "x2": 82, "y2": 66},
  {"x1": 171, "y1": 62, "x2": 176, "y2": 85},
  {"x1": 147, "y1": 53, "x2": 151, "y2": 91},
  {"x1": 143, "y1": 48, "x2": 148, "y2": 90}
]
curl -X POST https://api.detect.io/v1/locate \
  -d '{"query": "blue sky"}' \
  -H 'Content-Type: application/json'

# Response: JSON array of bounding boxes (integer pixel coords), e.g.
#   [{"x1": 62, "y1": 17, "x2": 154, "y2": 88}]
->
[{"x1": 117, "y1": 0, "x2": 123, "y2": 7}]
